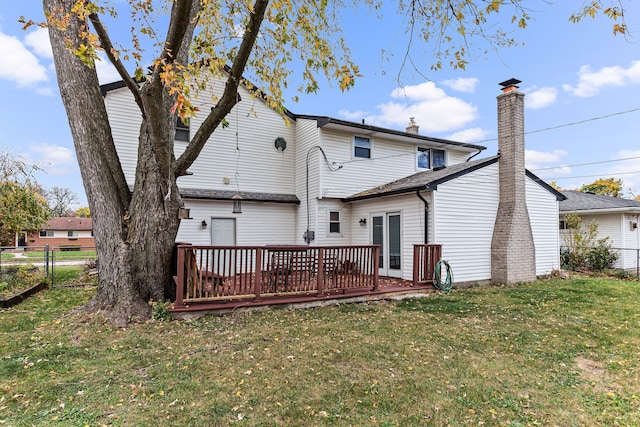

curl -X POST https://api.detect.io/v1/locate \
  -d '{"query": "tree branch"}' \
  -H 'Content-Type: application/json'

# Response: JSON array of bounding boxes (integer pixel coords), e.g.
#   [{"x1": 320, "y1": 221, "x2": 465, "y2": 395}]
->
[
  {"x1": 150, "y1": 0, "x2": 197, "y2": 83},
  {"x1": 175, "y1": 0, "x2": 270, "y2": 176},
  {"x1": 89, "y1": 12, "x2": 144, "y2": 112}
]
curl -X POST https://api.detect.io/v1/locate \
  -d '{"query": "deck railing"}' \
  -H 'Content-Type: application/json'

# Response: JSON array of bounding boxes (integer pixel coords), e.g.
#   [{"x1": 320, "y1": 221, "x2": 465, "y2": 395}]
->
[
  {"x1": 174, "y1": 245, "x2": 380, "y2": 307},
  {"x1": 412, "y1": 244, "x2": 443, "y2": 286}
]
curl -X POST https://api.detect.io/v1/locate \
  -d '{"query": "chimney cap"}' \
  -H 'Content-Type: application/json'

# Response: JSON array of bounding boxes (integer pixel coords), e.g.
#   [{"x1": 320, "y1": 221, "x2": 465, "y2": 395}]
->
[{"x1": 499, "y1": 78, "x2": 522, "y2": 88}]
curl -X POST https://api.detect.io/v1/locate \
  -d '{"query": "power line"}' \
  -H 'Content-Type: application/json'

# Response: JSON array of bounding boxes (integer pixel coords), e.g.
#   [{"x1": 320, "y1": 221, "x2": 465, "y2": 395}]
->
[
  {"x1": 548, "y1": 170, "x2": 640, "y2": 181},
  {"x1": 474, "y1": 106, "x2": 640, "y2": 143},
  {"x1": 530, "y1": 156, "x2": 640, "y2": 172}
]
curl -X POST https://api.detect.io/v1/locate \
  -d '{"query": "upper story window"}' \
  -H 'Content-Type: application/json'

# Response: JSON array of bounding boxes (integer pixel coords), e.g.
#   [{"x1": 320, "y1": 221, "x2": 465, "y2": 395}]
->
[
  {"x1": 353, "y1": 136, "x2": 371, "y2": 159},
  {"x1": 39, "y1": 230, "x2": 54, "y2": 238},
  {"x1": 417, "y1": 147, "x2": 446, "y2": 169},
  {"x1": 329, "y1": 211, "x2": 341, "y2": 234},
  {"x1": 175, "y1": 117, "x2": 190, "y2": 142}
]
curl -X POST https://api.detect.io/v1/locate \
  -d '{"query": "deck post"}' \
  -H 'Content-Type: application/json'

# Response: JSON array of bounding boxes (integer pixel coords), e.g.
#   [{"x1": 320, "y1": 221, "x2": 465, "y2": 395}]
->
[
  {"x1": 316, "y1": 247, "x2": 324, "y2": 296},
  {"x1": 372, "y1": 245, "x2": 379, "y2": 291},
  {"x1": 413, "y1": 245, "x2": 420, "y2": 286},
  {"x1": 254, "y1": 248, "x2": 263, "y2": 301},
  {"x1": 175, "y1": 246, "x2": 186, "y2": 308}
]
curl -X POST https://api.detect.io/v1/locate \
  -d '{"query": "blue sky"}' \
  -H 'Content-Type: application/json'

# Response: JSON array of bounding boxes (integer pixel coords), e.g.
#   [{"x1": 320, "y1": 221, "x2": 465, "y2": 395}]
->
[{"x1": 1, "y1": 1, "x2": 639, "y2": 208}]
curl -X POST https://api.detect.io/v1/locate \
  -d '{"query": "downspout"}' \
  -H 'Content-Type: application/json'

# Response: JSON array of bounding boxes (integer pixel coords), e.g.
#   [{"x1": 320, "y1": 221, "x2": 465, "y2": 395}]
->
[
  {"x1": 466, "y1": 149, "x2": 482, "y2": 162},
  {"x1": 416, "y1": 190, "x2": 429, "y2": 244}
]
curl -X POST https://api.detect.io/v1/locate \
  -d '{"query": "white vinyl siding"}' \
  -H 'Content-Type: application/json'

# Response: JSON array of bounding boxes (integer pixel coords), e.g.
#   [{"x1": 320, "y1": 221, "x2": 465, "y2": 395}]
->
[
  {"x1": 526, "y1": 177, "x2": 561, "y2": 275},
  {"x1": 315, "y1": 200, "x2": 350, "y2": 245},
  {"x1": 295, "y1": 119, "x2": 322, "y2": 245},
  {"x1": 349, "y1": 194, "x2": 425, "y2": 280},
  {"x1": 177, "y1": 199, "x2": 296, "y2": 246},
  {"x1": 623, "y1": 214, "x2": 640, "y2": 270},
  {"x1": 432, "y1": 163, "x2": 499, "y2": 283},
  {"x1": 319, "y1": 129, "x2": 472, "y2": 199},
  {"x1": 106, "y1": 82, "x2": 296, "y2": 195}
]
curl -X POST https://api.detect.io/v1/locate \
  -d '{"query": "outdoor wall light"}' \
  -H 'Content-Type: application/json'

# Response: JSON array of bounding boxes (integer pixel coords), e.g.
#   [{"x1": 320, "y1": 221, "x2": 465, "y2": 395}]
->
[
  {"x1": 201, "y1": 220, "x2": 207, "y2": 229},
  {"x1": 232, "y1": 194, "x2": 243, "y2": 214},
  {"x1": 359, "y1": 218, "x2": 367, "y2": 226}
]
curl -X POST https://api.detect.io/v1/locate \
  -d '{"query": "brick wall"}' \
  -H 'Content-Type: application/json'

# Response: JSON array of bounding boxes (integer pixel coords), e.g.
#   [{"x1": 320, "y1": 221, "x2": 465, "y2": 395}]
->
[{"x1": 491, "y1": 85, "x2": 536, "y2": 284}]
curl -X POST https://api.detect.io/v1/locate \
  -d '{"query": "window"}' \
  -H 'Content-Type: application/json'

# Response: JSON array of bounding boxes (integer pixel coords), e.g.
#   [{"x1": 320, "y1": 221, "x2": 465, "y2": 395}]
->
[
  {"x1": 417, "y1": 147, "x2": 446, "y2": 169},
  {"x1": 559, "y1": 220, "x2": 567, "y2": 230},
  {"x1": 354, "y1": 136, "x2": 371, "y2": 159},
  {"x1": 39, "y1": 230, "x2": 54, "y2": 238},
  {"x1": 329, "y1": 211, "x2": 341, "y2": 233},
  {"x1": 175, "y1": 117, "x2": 189, "y2": 142},
  {"x1": 68, "y1": 230, "x2": 79, "y2": 238}
]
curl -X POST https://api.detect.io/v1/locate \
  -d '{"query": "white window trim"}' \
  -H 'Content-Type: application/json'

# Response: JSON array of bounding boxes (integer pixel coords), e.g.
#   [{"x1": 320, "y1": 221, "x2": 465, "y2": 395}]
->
[
  {"x1": 353, "y1": 135, "x2": 372, "y2": 159},
  {"x1": 416, "y1": 146, "x2": 447, "y2": 170},
  {"x1": 328, "y1": 210, "x2": 343, "y2": 236}
]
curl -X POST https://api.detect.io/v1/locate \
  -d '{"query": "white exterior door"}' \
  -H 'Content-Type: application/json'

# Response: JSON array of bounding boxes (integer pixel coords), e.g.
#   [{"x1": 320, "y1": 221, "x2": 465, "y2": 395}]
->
[
  {"x1": 210, "y1": 218, "x2": 236, "y2": 246},
  {"x1": 372, "y1": 212, "x2": 402, "y2": 278}
]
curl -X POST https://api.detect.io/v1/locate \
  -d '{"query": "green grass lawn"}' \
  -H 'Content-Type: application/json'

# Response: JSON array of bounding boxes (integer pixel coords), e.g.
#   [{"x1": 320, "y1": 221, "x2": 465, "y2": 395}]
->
[{"x1": 1, "y1": 277, "x2": 638, "y2": 426}]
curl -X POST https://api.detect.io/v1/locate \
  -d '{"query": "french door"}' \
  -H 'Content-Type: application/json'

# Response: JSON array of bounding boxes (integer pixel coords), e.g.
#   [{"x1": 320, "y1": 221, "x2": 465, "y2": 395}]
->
[{"x1": 372, "y1": 212, "x2": 402, "y2": 277}]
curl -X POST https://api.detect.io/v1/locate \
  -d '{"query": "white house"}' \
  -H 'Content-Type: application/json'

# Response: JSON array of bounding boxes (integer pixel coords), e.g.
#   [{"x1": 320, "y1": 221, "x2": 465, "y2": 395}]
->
[
  {"x1": 560, "y1": 191, "x2": 640, "y2": 271},
  {"x1": 102, "y1": 76, "x2": 564, "y2": 286}
]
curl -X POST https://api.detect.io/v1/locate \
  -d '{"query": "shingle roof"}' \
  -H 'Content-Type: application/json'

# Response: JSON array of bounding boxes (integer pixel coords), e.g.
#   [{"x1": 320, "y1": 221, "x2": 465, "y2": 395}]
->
[
  {"x1": 180, "y1": 188, "x2": 300, "y2": 204},
  {"x1": 343, "y1": 156, "x2": 500, "y2": 202},
  {"x1": 46, "y1": 217, "x2": 93, "y2": 231},
  {"x1": 560, "y1": 190, "x2": 640, "y2": 213}
]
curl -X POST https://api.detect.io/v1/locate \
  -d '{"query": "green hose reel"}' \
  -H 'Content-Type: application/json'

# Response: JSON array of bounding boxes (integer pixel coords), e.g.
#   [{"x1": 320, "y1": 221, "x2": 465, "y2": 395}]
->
[{"x1": 433, "y1": 259, "x2": 453, "y2": 292}]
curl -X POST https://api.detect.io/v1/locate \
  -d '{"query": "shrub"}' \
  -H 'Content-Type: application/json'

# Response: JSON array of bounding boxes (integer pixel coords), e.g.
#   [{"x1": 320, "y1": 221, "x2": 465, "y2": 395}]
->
[
  {"x1": 150, "y1": 300, "x2": 173, "y2": 321},
  {"x1": 586, "y1": 239, "x2": 619, "y2": 271}
]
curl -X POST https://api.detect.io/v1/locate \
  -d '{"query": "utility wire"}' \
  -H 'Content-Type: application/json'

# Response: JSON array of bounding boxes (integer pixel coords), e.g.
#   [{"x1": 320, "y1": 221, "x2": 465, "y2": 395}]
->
[
  {"x1": 530, "y1": 156, "x2": 640, "y2": 172},
  {"x1": 474, "y1": 106, "x2": 640, "y2": 143}
]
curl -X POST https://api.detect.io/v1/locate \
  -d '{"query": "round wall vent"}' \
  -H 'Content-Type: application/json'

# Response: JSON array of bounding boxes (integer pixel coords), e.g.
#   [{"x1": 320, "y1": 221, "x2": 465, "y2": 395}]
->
[{"x1": 274, "y1": 137, "x2": 287, "y2": 152}]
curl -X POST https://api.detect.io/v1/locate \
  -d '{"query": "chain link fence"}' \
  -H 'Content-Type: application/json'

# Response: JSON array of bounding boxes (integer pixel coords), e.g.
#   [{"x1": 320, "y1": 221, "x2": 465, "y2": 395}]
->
[
  {"x1": 560, "y1": 245, "x2": 639, "y2": 278},
  {"x1": 0, "y1": 245, "x2": 97, "y2": 288}
]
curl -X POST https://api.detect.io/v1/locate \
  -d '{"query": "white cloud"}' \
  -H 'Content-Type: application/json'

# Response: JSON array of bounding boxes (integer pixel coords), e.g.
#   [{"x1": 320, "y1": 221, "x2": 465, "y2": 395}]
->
[
  {"x1": 337, "y1": 109, "x2": 370, "y2": 122},
  {"x1": 340, "y1": 81, "x2": 478, "y2": 133},
  {"x1": 0, "y1": 31, "x2": 48, "y2": 87},
  {"x1": 24, "y1": 27, "x2": 53, "y2": 59},
  {"x1": 441, "y1": 77, "x2": 479, "y2": 93},
  {"x1": 525, "y1": 149, "x2": 570, "y2": 177},
  {"x1": 95, "y1": 53, "x2": 121, "y2": 84},
  {"x1": 525, "y1": 86, "x2": 557, "y2": 109},
  {"x1": 563, "y1": 60, "x2": 640, "y2": 97},
  {"x1": 446, "y1": 127, "x2": 489, "y2": 143},
  {"x1": 24, "y1": 144, "x2": 77, "y2": 176}
]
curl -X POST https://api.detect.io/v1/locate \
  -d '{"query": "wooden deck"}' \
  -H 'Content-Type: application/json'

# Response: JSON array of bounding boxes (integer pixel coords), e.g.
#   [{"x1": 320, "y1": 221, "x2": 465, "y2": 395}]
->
[
  {"x1": 170, "y1": 244, "x2": 441, "y2": 318},
  {"x1": 170, "y1": 276, "x2": 435, "y2": 317}
]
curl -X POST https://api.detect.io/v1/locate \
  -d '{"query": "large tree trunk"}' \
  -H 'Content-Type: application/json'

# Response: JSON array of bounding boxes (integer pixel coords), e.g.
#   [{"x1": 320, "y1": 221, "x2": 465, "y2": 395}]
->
[
  {"x1": 44, "y1": 0, "x2": 183, "y2": 326},
  {"x1": 44, "y1": 0, "x2": 267, "y2": 325}
]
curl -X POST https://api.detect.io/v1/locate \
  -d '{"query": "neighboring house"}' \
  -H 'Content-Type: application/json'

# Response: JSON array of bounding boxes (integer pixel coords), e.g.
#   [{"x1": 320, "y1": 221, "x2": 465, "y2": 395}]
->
[
  {"x1": 27, "y1": 217, "x2": 94, "y2": 249},
  {"x1": 560, "y1": 191, "x2": 640, "y2": 270},
  {"x1": 102, "y1": 77, "x2": 564, "y2": 286}
]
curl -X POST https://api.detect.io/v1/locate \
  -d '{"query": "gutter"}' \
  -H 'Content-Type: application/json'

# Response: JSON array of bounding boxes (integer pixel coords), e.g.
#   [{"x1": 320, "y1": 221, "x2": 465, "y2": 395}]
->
[{"x1": 416, "y1": 190, "x2": 429, "y2": 244}]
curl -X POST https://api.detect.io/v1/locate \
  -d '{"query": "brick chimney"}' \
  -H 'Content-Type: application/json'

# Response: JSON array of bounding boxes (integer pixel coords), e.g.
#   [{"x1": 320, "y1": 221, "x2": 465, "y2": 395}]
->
[
  {"x1": 491, "y1": 79, "x2": 536, "y2": 284},
  {"x1": 406, "y1": 117, "x2": 419, "y2": 134}
]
